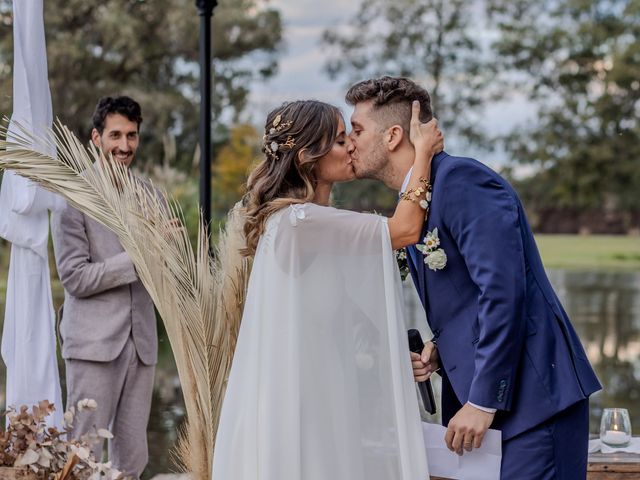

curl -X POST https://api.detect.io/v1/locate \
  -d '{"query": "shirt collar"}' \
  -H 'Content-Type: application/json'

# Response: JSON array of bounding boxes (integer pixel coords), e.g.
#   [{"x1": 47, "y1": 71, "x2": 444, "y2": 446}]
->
[
  {"x1": 400, "y1": 150, "x2": 449, "y2": 195},
  {"x1": 400, "y1": 167, "x2": 413, "y2": 194}
]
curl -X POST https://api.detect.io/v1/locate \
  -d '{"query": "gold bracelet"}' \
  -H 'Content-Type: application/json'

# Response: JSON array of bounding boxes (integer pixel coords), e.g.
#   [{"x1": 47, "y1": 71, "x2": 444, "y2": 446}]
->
[
  {"x1": 400, "y1": 177, "x2": 433, "y2": 210},
  {"x1": 400, "y1": 186, "x2": 423, "y2": 202}
]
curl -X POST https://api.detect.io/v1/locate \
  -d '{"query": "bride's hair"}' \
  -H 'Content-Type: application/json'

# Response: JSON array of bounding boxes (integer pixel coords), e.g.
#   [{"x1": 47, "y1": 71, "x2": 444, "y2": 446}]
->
[{"x1": 241, "y1": 100, "x2": 341, "y2": 256}]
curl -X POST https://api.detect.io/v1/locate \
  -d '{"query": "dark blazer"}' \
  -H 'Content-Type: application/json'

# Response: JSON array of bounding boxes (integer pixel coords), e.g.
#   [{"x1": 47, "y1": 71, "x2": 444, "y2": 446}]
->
[{"x1": 407, "y1": 151, "x2": 601, "y2": 441}]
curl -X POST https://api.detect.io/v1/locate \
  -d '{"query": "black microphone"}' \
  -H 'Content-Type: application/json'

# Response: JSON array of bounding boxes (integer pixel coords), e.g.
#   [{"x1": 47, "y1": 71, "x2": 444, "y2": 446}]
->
[{"x1": 407, "y1": 329, "x2": 436, "y2": 415}]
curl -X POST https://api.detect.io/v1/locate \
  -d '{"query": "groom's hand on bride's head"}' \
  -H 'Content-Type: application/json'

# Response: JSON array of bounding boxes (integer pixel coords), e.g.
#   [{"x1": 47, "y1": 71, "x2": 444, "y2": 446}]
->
[{"x1": 410, "y1": 341, "x2": 439, "y2": 382}]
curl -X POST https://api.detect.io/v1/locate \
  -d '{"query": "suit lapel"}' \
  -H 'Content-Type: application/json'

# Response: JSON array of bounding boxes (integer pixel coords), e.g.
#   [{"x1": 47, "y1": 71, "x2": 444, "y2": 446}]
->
[{"x1": 409, "y1": 151, "x2": 450, "y2": 318}]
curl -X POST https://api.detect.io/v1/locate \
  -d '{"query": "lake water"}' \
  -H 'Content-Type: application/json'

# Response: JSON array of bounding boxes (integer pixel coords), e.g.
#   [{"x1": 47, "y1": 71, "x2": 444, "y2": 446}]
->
[
  {"x1": 547, "y1": 270, "x2": 640, "y2": 434},
  {"x1": 1, "y1": 268, "x2": 639, "y2": 478}
]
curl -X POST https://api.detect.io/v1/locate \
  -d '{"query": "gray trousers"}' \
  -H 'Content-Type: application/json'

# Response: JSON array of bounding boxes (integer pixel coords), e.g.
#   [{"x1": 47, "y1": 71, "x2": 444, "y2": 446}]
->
[{"x1": 65, "y1": 337, "x2": 155, "y2": 479}]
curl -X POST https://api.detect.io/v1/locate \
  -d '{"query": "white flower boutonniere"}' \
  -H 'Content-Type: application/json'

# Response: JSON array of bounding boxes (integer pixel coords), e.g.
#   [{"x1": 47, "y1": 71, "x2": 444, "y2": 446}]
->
[
  {"x1": 415, "y1": 228, "x2": 447, "y2": 271},
  {"x1": 395, "y1": 248, "x2": 410, "y2": 281}
]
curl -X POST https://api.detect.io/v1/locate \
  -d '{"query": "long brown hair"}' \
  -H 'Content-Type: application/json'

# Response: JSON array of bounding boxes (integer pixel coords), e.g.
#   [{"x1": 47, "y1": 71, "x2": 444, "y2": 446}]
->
[{"x1": 241, "y1": 100, "x2": 341, "y2": 256}]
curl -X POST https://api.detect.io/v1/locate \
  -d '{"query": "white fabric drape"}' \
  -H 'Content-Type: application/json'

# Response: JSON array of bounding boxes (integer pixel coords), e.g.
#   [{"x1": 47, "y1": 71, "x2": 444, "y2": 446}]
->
[
  {"x1": 212, "y1": 203, "x2": 428, "y2": 480},
  {"x1": 0, "y1": 0, "x2": 64, "y2": 425}
]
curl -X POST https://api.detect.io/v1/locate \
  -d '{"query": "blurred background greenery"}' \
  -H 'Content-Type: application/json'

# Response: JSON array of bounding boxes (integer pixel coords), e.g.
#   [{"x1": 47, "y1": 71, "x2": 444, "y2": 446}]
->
[
  {"x1": 0, "y1": 0, "x2": 639, "y2": 476},
  {"x1": 0, "y1": 0, "x2": 637, "y2": 230}
]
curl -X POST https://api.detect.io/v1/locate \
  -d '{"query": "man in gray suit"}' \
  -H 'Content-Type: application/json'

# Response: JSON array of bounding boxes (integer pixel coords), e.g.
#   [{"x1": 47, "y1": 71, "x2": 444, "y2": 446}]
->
[{"x1": 52, "y1": 96, "x2": 156, "y2": 478}]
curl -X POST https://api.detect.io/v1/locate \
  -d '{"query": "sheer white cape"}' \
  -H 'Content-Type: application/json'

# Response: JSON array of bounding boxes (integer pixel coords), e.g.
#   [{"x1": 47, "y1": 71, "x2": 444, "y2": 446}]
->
[{"x1": 212, "y1": 203, "x2": 428, "y2": 479}]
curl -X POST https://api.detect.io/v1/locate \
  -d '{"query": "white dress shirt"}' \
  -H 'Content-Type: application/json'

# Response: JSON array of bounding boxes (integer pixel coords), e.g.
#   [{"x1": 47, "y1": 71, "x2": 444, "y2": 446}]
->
[{"x1": 400, "y1": 167, "x2": 413, "y2": 195}]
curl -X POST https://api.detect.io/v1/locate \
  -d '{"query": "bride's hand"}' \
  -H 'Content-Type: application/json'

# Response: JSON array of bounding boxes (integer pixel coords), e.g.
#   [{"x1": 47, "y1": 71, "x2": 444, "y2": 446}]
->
[{"x1": 409, "y1": 101, "x2": 443, "y2": 159}]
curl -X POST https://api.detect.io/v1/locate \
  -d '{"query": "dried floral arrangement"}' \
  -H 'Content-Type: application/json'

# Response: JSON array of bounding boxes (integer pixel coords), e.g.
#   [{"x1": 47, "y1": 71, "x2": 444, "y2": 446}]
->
[{"x1": 0, "y1": 399, "x2": 123, "y2": 480}]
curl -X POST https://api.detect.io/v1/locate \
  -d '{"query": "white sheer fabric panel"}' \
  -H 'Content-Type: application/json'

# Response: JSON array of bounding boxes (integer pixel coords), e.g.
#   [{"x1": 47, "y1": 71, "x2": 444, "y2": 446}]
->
[
  {"x1": 0, "y1": 0, "x2": 63, "y2": 427},
  {"x1": 212, "y1": 203, "x2": 428, "y2": 480}
]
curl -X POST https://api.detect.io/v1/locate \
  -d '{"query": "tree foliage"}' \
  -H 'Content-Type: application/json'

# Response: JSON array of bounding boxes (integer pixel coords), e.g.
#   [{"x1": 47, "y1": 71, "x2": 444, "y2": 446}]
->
[
  {"x1": 322, "y1": 0, "x2": 497, "y2": 215},
  {"x1": 212, "y1": 123, "x2": 260, "y2": 215},
  {"x1": 322, "y1": 0, "x2": 492, "y2": 146},
  {"x1": 0, "y1": 0, "x2": 282, "y2": 171},
  {"x1": 489, "y1": 0, "x2": 640, "y2": 214}
]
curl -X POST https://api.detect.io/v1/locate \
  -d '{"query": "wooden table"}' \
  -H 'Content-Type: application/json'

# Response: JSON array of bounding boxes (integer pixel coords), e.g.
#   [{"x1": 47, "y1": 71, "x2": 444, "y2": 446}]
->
[
  {"x1": 426, "y1": 453, "x2": 640, "y2": 480},
  {"x1": 588, "y1": 452, "x2": 640, "y2": 479}
]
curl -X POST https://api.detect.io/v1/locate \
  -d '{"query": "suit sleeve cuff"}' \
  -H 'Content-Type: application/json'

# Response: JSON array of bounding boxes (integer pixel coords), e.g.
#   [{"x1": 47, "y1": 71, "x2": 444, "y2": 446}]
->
[{"x1": 468, "y1": 402, "x2": 497, "y2": 414}]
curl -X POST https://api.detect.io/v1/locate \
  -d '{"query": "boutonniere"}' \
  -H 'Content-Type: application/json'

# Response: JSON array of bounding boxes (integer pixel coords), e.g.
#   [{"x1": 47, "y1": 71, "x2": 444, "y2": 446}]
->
[
  {"x1": 416, "y1": 228, "x2": 447, "y2": 271},
  {"x1": 395, "y1": 248, "x2": 410, "y2": 281}
]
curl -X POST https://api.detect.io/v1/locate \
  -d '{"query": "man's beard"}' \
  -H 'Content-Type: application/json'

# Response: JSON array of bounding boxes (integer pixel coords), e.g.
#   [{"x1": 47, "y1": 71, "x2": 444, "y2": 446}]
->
[
  {"x1": 99, "y1": 150, "x2": 133, "y2": 192},
  {"x1": 354, "y1": 142, "x2": 389, "y2": 181},
  {"x1": 105, "y1": 148, "x2": 133, "y2": 166}
]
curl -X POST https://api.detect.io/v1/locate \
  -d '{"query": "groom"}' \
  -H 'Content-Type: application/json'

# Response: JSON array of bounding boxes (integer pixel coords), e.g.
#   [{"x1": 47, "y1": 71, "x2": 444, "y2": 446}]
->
[{"x1": 345, "y1": 76, "x2": 601, "y2": 479}]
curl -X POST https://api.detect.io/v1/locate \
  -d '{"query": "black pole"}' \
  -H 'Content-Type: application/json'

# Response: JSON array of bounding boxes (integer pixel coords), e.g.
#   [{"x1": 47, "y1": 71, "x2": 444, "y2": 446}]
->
[{"x1": 195, "y1": 0, "x2": 217, "y2": 230}]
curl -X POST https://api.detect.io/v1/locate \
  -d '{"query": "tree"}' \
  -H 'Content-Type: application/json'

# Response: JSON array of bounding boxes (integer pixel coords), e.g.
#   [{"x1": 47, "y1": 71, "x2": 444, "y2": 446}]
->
[
  {"x1": 322, "y1": 0, "x2": 496, "y2": 214},
  {"x1": 212, "y1": 123, "x2": 261, "y2": 216},
  {"x1": 488, "y1": 0, "x2": 640, "y2": 223},
  {"x1": 332, "y1": 180, "x2": 398, "y2": 216},
  {"x1": 322, "y1": 0, "x2": 493, "y2": 147},
  {"x1": 0, "y1": 0, "x2": 282, "y2": 171}
]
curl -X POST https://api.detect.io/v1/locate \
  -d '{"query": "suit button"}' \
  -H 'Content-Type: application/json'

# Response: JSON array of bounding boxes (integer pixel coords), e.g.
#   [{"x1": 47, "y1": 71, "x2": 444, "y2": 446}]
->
[{"x1": 499, "y1": 379, "x2": 507, "y2": 388}]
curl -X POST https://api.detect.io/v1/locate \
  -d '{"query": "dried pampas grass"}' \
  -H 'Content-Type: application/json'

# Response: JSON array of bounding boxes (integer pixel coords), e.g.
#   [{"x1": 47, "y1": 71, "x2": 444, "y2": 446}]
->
[{"x1": 0, "y1": 120, "x2": 250, "y2": 479}]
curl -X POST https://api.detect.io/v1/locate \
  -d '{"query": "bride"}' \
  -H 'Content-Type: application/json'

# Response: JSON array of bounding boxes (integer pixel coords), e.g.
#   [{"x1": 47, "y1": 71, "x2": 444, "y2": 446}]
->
[{"x1": 212, "y1": 99, "x2": 442, "y2": 479}]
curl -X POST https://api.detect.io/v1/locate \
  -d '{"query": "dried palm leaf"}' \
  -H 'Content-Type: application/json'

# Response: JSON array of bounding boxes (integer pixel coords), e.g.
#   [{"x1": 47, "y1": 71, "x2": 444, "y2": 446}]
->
[{"x1": 0, "y1": 120, "x2": 250, "y2": 480}]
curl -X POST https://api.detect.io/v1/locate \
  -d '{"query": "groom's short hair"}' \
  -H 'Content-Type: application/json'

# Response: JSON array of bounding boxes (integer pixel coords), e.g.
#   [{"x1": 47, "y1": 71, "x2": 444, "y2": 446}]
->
[{"x1": 345, "y1": 76, "x2": 433, "y2": 134}]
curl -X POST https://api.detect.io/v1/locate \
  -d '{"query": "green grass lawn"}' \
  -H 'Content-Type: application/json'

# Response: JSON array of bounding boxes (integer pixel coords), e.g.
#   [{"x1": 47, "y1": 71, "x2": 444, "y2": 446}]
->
[{"x1": 535, "y1": 234, "x2": 640, "y2": 270}]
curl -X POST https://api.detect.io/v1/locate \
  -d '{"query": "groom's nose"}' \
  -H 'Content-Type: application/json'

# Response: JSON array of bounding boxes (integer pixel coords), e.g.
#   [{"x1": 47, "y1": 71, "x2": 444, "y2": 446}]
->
[{"x1": 346, "y1": 138, "x2": 355, "y2": 155}]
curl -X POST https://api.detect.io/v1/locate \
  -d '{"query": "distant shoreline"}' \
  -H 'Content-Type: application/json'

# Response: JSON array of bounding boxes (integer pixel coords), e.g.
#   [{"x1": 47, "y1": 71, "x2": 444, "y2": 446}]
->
[{"x1": 536, "y1": 234, "x2": 640, "y2": 270}]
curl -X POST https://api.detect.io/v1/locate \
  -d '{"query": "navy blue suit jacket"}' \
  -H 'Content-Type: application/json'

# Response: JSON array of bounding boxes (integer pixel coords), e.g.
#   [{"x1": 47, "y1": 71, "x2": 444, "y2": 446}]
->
[{"x1": 407, "y1": 152, "x2": 601, "y2": 441}]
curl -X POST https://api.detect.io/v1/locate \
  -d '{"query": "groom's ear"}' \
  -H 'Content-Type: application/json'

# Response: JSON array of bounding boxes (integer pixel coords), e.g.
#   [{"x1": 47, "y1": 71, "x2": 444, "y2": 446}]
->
[{"x1": 385, "y1": 125, "x2": 405, "y2": 152}]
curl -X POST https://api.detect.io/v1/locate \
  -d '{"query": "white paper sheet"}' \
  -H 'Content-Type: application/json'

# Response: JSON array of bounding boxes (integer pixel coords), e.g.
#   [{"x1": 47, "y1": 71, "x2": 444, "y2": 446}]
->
[{"x1": 422, "y1": 422, "x2": 502, "y2": 480}]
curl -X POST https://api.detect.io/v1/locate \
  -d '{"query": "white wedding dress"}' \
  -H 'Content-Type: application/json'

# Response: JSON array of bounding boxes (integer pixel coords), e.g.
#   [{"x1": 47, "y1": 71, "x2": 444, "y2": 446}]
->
[{"x1": 212, "y1": 203, "x2": 428, "y2": 480}]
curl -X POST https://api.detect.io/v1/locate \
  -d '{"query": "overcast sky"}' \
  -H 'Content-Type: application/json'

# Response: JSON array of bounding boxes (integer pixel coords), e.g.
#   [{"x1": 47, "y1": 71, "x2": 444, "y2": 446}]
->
[
  {"x1": 247, "y1": 0, "x2": 360, "y2": 121},
  {"x1": 246, "y1": 0, "x2": 538, "y2": 172}
]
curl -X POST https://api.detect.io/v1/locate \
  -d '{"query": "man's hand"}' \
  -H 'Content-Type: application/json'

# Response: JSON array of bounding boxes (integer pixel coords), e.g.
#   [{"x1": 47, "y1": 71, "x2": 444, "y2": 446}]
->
[
  {"x1": 445, "y1": 403, "x2": 495, "y2": 455},
  {"x1": 411, "y1": 341, "x2": 439, "y2": 382}
]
